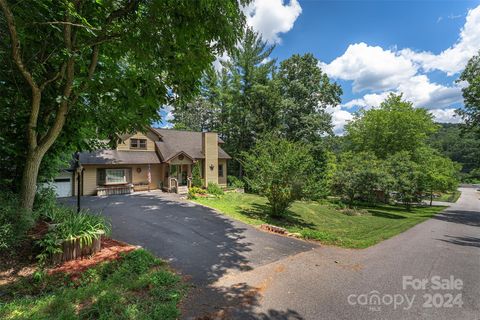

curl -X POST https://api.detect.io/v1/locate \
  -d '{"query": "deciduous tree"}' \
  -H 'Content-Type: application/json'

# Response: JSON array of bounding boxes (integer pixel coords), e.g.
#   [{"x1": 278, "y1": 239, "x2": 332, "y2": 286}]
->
[
  {"x1": 0, "y1": 0, "x2": 247, "y2": 211},
  {"x1": 457, "y1": 51, "x2": 480, "y2": 136},
  {"x1": 345, "y1": 94, "x2": 437, "y2": 159},
  {"x1": 241, "y1": 136, "x2": 314, "y2": 217}
]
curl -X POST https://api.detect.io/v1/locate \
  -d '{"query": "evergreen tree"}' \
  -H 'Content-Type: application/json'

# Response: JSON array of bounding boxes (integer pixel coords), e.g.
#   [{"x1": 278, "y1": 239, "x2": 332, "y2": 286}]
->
[{"x1": 278, "y1": 53, "x2": 342, "y2": 143}]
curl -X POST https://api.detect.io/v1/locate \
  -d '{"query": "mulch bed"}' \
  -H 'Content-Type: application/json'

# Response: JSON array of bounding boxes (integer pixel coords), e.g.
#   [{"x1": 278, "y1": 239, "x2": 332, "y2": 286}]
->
[
  {"x1": 1, "y1": 236, "x2": 138, "y2": 286},
  {"x1": 48, "y1": 238, "x2": 138, "y2": 278}
]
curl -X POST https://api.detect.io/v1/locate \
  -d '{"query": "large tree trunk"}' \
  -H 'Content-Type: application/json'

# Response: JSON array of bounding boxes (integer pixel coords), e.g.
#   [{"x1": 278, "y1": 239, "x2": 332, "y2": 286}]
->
[{"x1": 20, "y1": 151, "x2": 43, "y2": 211}]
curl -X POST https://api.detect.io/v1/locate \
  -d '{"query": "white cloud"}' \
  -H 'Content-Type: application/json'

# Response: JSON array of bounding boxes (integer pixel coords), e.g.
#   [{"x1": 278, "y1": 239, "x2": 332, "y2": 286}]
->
[
  {"x1": 161, "y1": 105, "x2": 174, "y2": 128},
  {"x1": 397, "y1": 75, "x2": 463, "y2": 109},
  {"x1": 342, "y1": 92, "x2": 392, "y2": 109},
  {"x1": 213, "y1": 51, "x2": 230, "y2": 72},
  {"x1": 400, "y1": 6, "x2": 480, "y2": 75},
  {"x1": 327, "y1": 106, "x2": 354, "y2": 135},
  {"x1": 244, "y1": 0, "x2": 302, "y2": 44},
  {"x1": 322, "y1": 6, "x2": 479, "y2": 112},
  {"x1": 343, "y1": 76, "x2": 463, "y2": 110},
  {"x1": 429, "y1": 108, "x2": 463, "y2": 123},
  {"x1": 320, "y1": 43, "x2": 418, "y2": 92}
]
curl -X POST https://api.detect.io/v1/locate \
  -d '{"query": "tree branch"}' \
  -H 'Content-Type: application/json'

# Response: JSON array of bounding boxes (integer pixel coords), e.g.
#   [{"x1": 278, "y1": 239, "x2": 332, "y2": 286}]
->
[
  {"x1": 34, "y1": 21, "x2": 99, "y2": 31},
  {"x1": 106, "y1": 0, "x2": 138, "y2": 24},
  {"x1": 0, "y1": 0, "x2": 42, "y2": 150},
  {"x1": 0, "y1": 0, "x2": 39, "y2": 91},
  {"x1": 40, "y1": 63, "x2": 66, "y2": 91},
  {"x1": 38, "y1": 12, "x2": 76, "y2": 152}
]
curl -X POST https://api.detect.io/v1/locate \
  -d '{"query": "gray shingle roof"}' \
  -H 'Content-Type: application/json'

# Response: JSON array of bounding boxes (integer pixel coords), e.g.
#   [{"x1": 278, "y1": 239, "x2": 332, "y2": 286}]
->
[
  {"x1": 79, "y1": 129, "x2": 231, "y2": 165},
  {"x1": 152, "y1": 128, "x2": 231, "y2": 160},
  {"x1": 79, "y1": 150, "x2": 161, "y2": 165}
]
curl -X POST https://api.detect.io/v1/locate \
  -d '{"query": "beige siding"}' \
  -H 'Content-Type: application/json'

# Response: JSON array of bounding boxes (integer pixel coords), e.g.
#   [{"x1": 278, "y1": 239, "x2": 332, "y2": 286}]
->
[
  {"x1": 131, "y1": 164, "x2": 162, "y2": 189},
  {"x1": 117, "y1": 131, "x2": 157, "y2": 151},
  {"x1": 218, "y1": 159, "x2": 227, "y2": 186},
  {"x1": 82, "y1": 165, "x2": 99, "y2": 195},
  {"x1": 202, "y1": 132, "x2": 219, "y2": 186},
  {"x1": 78, "y1": 164, "x2": 162, "y2": 196}
]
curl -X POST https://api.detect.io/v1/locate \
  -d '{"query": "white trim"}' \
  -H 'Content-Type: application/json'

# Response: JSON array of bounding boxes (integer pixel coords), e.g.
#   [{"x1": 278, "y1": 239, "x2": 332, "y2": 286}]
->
[{"x1": 105, "y1": 168, "x2": 127, "y2": 184}]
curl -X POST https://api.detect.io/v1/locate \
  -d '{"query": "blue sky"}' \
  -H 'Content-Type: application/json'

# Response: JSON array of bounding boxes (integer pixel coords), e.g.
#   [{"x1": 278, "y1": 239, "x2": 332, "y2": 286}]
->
[{"x1": 163, "y1": 0, "x2": 480, "y2": 133}]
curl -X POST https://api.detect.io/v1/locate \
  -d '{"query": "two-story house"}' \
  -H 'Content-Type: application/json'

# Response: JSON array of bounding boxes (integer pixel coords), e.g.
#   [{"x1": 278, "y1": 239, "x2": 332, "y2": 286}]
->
[{"x1": 68, "y1": 128, "x2": 230, "y2": 196}]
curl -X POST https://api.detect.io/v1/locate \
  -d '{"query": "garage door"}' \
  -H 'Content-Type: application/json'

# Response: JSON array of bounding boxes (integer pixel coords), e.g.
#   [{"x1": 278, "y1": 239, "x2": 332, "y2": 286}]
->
[{"x1": 52, "y1": 178, "x2": 72, "y2": 197}]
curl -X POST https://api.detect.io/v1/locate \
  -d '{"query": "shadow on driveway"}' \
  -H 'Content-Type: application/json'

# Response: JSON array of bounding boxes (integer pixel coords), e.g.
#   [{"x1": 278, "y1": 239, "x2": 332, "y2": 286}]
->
[
  {"x1": 432, "y1": 209, "x2": 480, "y2": 227},
  {"x1": 61, "y1": 192, "x2": 315, "y2": 319}
]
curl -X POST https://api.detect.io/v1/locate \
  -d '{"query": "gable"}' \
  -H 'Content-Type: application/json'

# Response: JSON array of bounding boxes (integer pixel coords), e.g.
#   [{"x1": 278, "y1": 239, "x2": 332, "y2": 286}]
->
[
  {"x1": 152, "y1": 128, "x2": 231, "y2": 160},
  {"x1": 116, "y1": 131, "x2": 158, "y2": 152}
]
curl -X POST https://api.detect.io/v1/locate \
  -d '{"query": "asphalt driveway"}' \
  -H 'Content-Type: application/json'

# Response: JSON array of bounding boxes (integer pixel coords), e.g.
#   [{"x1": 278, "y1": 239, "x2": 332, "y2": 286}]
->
[
  {"x1": 61, "y1": 191, "x2": 315, "y2": 286},
  {"x1": 215, "y1": 187, "x2": 480, "y2": 319}
]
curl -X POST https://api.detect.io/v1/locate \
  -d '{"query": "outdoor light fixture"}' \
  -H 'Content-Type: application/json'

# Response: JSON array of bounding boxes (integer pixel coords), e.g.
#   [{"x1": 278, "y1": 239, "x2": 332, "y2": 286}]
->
[
  {"x1": 209, "y1": 164, "x2": 214, "y2": 170},
  {"x1": 74, "y1": 152, "x2": 83, "y2": 213}
]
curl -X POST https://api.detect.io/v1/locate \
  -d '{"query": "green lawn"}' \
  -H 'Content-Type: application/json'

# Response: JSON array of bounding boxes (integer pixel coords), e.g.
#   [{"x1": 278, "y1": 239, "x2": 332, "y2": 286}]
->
[
  {"x1": 435, "y1": 190, "x2": 461, "y2": 203},
  {"x1": 0, "y1": 250, "x2": 186, "y2": 320},
  {"x1": 194, "y1": 193, "x2": 445, "y2": 248}
]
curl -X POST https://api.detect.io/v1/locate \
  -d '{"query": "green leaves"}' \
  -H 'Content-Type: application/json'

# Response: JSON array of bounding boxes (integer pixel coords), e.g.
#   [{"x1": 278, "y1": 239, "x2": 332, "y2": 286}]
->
[
  {"x1": 345, "y1": 93, "x2": 438, "y2": 159},
  {"x1": 1, "y1": 0, "x2": 247, "y2": 194},
  {"x1": 241, "y1": 136, "x2": 314, "y2": 216},
  {"x1": 279, "y1": 53, "x2": 342, "y2": 141},
  {"x1": 457, "y1": 51, "x2": 480, "y2": 136},
  {"x1": 337, "y1": 94, "x2": 461, "y2": 209}
]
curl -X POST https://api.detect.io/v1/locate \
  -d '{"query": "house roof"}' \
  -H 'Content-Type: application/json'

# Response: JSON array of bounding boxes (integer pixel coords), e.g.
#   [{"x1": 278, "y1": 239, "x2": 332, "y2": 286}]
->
[
  {"x1": 79, "y1": 150, "x2": 161, "y2": 165},
  {"x1": 152, "y1": 128, "x2": 231, "y2": 160}
]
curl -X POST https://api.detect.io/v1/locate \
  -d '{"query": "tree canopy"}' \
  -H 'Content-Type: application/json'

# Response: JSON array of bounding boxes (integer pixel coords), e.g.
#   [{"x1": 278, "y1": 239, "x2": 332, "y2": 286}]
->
[
  {"x1": 172, "y1": 31, "x2": 342, "y2": 179},
  {"x1": 278, "y1": 53, "x2": 342, "y2": 143},
  {"x1": 0, "y1": 0, "x2": 248, "y2": 210},
  {"x1": 457, "y1": 51, "x2": 480, "y2": 136},
  {"x1": 344, "y1": 94, "x2": 438, "y2": 159},
  {"x1": 241, "y1": 135, "x2": 314, "y2": 217},
  {"x1": 428, "y1": 123, "x2": 480, "y2": 181}
]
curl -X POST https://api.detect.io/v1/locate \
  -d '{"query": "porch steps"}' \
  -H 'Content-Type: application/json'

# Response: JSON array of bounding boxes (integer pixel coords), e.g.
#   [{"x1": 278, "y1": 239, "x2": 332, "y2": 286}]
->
[{"x1": 177, "y1": 186, "x2": 189, "y2": 194}]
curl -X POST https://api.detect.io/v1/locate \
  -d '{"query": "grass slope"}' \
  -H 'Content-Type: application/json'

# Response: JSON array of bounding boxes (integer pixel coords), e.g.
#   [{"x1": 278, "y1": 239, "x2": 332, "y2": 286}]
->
[
  {"x1": 435, "y1": 191, "x2": 461, "y2": 203},
  {"x1": 194, "y1": 193, "x2": 445, "y2": 248},
  {"x1": 0, "y1": 250, "x2": 186, "y2": 320}
]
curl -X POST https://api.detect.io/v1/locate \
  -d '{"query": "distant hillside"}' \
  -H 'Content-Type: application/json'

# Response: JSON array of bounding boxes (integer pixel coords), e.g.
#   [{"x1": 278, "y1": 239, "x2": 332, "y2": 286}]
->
[{"x1": 429, "y1": 123, "x2": 480, "y2": 181}]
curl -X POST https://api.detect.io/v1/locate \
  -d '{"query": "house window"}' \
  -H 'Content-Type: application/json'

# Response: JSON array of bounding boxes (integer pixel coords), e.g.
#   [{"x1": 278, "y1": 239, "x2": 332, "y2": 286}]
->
[
  {"x1": 130, "y1": 138, "x2": 147, "y2": 149},
  {"x1": 106, "y1": 169, "x2": 127, "y2": 184},
  {"x1": 218, "y1": 164, "x2": 224, "y2": 177}
]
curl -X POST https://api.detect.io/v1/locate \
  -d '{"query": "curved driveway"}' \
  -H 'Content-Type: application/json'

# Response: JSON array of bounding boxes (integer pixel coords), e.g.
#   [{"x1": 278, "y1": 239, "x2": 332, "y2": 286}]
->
[
  {"x1": 62, "y1": 191, "x2": 316, "y2": 318},
  {"x1": 64, "y1": 188, "x2": 479, "y2": 319},
  {"x1": 215, "y1": 187, "x2": 480, "y2": 319}
]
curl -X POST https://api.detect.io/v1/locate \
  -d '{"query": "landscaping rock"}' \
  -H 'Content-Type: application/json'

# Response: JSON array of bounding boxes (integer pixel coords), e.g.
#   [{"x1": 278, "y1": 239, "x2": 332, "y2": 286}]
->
[{"x1": 260, "y1": 224, "x2": 288, "y2": 235}]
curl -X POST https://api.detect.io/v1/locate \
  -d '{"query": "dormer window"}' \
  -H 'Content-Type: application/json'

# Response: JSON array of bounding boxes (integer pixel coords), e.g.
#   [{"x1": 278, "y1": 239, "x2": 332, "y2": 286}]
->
[{"x1": 130, "y1": 138, "x2": 147, "y2": 149}]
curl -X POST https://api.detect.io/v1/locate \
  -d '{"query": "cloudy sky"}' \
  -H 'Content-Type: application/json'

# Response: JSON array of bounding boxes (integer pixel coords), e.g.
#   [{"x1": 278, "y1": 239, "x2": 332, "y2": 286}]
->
[{"x1": 162, "y1": 0, "x2": 480, "y2": 134}]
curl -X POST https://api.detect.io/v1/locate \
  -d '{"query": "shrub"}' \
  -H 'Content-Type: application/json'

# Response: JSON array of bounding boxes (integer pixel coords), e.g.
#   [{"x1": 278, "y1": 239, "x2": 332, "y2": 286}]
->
[
  {"x1": 227, "y1": 175, "x2": 245, "y2": 189},
  {"x1": 241, "y1": 136, "x2": 314, "y2": 217},
  {"x1": 206, "y1": 182, "x2": 224, "y2": 196},
  {"x1": 34, "y1": 187, "x2": 58, "y2": 220},
  {"x1": 37, "y1": 206, "x2": 111, "y2": 263},
  {"x1": 187, "y1": 186, "x2": 206, "y2": 199},
  {"x1": 340, "y1": 207, "x2": 371, "y2": 216},
  {"x1": 333, "y1": 151, "x2": 392, "y2": 207},
  {"x1": 191, "y1": 162, "x2": 203, "y2": 187},
  {"x1": 0, "y1": 191, "x2": 33, "y2": 254}
]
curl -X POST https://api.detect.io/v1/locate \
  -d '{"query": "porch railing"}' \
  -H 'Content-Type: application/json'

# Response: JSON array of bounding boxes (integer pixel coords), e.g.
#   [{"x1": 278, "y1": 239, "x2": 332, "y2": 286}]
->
[
  {"x1": 169, "y1": 177, "x2": 178, "y2": 193},
  {"x1": 97, "y1": 184, "x2": 134, "y2": 196}
]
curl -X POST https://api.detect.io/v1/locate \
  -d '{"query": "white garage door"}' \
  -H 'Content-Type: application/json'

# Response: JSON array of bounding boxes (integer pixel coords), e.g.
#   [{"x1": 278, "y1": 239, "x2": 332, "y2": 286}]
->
[{"x1": 52, "y1": 178, "x2": 72, "y2": 197}]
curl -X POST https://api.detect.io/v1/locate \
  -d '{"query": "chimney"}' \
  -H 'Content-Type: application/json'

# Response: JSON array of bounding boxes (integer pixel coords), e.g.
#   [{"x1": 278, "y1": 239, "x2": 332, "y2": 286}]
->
[{"x1": 202, "y1": 132, "x2": 219, "y2": 187}]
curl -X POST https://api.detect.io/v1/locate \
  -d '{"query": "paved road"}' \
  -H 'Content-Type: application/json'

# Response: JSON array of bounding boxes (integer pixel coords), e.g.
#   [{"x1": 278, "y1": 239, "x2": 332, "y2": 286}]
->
[{"x1": 214, "y1": 187, "x2": 480, "y2": 319}]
